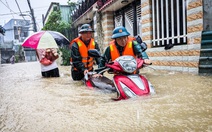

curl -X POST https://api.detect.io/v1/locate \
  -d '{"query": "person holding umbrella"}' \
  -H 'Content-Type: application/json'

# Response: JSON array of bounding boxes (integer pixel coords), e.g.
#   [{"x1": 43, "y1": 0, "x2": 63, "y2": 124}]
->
[
  {"x1": 22, "y1": 31, "x2": 70, "y2": 77},
  {"x1": 37, "y1": 48, "x2": 60, "y2": 77},
  {"x1": 70, "y1": 24, "x2": 101, "y2": 80}
]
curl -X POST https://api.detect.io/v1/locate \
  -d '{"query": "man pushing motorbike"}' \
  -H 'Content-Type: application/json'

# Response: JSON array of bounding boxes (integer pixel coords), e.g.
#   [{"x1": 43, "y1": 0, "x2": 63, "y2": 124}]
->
[
  {"x1": 99, "y1": 26, "x2": 151, "y2": 68},
  {"x1": 70, "y1": 24, "x2": 101, "y2": 80},
  {"x1": 85, "y1": 26, "x2": 154, "y2": 97}
]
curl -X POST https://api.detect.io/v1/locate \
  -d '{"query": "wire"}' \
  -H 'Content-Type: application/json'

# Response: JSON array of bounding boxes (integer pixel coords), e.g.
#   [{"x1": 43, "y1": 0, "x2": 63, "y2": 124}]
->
[
  {"x1": 14, "y1": 0, "x2": 26, "y2": 21},
  {"x1": 0, "y1": 11, "x2": 30, "y2": 16},
  {"x1": 4, "y1": 0, "x2": 14, "y2": 18},
  {"x1": 0, "y1": 0, "x2": 17, "y2": 15}
]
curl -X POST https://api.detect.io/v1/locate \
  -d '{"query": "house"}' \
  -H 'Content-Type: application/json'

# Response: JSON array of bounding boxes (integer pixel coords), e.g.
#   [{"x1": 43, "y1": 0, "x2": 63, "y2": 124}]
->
[
  {"x1": 43, "y1": 2, "x2": 71, "y2": 40},
  {"x1": 0, "y1": 25, "x2": 6, "y2": 64},
  {"x1": 2, "y1": 19, "x2": 37, "y2": 63},
  {"x1": 71, "y1": 0, "x2": 212, "y2": 74}
]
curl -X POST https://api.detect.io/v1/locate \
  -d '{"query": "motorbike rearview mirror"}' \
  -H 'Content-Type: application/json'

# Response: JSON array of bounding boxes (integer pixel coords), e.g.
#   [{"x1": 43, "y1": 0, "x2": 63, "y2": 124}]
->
[
  {"x1": 135, "y1": 35, "x2": 142, "y2": 43},
  {"x1": 135, "y1": 35, "x2": 147, "y2": 52},
  {"x1": 141, "y1": 42, "x2": 147, "y2": 52},
  {"x1": 88, "y1": 49, "x2": 101, "y2": 58}
]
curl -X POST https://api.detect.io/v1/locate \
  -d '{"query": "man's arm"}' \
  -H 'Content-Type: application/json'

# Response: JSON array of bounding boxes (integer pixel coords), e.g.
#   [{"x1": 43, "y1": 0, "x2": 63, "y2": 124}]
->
[
  {"x1": 98, "y1": 46, "x2": 111, "y2": 68},
  {"x1": 133, "y1": 41, "x2": 143, "y2": 58},
  {"x1": 71, "y1": 42, "x2": 86, "y2": 72},
  {"x1": 94, "y1": 42, "x2": 101, "y2": 65},
  {"x1": 132, "y1": 41, "x2": 151, "y2": 64}
]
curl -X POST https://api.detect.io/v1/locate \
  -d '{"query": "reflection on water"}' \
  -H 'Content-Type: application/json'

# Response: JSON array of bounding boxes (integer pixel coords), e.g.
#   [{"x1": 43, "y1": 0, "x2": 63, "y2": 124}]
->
[{"x1": 0, "y1": 62, "x2": 211, "y2": 131}]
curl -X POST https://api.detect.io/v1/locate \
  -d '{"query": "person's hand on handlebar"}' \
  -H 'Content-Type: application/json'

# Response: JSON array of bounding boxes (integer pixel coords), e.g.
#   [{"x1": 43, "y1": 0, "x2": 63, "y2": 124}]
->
[
  {"x1": 84, "y1": 69, "x2": 89, "y2": 75},
  {"x1": 92, "y1": 74, "x2": 102, "y2": 78},
  {"x1": 144, "y1": 59, "x2": 152, "y2": 65},
  {"x1": 84, "y1": 70, "x2": 102, "y2": 78}
]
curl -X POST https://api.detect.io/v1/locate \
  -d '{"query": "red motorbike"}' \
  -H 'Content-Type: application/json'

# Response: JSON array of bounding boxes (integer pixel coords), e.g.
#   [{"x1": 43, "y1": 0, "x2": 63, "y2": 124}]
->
[{"x1": 85, "y1": 49, "x2": 155, "y2": 101}]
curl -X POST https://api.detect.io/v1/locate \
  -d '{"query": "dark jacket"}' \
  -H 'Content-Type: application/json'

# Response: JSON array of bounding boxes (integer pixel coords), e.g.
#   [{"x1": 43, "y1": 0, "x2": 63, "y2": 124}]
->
[
  {"x1": 99, "y1": 40, "x2": 149, "y2": 67},
  {"x1": 70, "y1": 37, "x2": 100, "y2": 73}
]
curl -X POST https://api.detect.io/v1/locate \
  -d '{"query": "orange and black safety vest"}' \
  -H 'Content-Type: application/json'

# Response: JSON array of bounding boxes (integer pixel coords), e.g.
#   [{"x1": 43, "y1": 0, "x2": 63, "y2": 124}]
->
[
  {"x1": 70, "y1": 37, "x2": 95, "y2": 71},
  {"x1": 109, "y1": 36, "x2": 136, "y2": 61}
]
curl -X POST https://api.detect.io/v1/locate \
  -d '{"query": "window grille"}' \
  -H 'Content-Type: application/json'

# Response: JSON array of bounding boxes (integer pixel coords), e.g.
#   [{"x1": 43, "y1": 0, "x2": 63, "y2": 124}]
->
[
  {"x1": 152, "y1": 0, "x2": 187, "y2": 47},
  {"x1": 114, "y1": 15, "x2": 123, "y2": 27},
  {"x1": 125, "y1": 8, "x2": 133, "y2": 35},
  {"x1": 114, "y1": 1, "x2": 141, "y2": 36},
  {"x1": 137, "y1": 5, "x2": 141, "y2": 36}
]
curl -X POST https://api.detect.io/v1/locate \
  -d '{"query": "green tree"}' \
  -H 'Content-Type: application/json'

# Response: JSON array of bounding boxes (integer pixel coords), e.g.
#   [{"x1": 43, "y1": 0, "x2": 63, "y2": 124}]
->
[
  {"x1": 42, "y1": 2, "x2": 78, "y2": 66},
  {"x1": 68, "y1": 1, "x2": 78, "y2": 15},
  {"x1": 42, "y1": 10, "x2": 71, "y2": 66},
  {"x1": 59, "y1": 46, "x2": 71, "y2": 66},
  {"x1": 42, "y1": 10, "x2": 70, "y2": 35}
]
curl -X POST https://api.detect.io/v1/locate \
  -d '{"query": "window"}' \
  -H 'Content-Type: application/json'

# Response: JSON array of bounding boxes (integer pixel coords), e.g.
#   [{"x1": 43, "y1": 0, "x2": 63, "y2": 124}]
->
[
  {"x1": 125, "y1": 8, "x2": 134, "y2": 35},
  {"x1": 114, "y1": 15, "x2": 123, "y2": 27},
  {"x1": 114, "y1": 1, "x2": 141, "y2": 37},
  {"x1": 152, "y1": 0, "x2": 187, "y2": 47},
  {"x1": 15, "y1": 35, "x2": 19, "y2": 40},
  {"x1": 137, "y1": 5, "x2": 141, "y2": 36},
  {"x1": 24, "y1": 32, "x2": 28, "y2": 37}
]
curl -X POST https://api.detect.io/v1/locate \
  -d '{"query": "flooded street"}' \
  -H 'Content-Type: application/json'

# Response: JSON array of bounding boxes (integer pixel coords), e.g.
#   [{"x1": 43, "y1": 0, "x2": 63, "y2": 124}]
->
[{"x1": 0, "y1": 61, "x2": 211, "y2": 132}]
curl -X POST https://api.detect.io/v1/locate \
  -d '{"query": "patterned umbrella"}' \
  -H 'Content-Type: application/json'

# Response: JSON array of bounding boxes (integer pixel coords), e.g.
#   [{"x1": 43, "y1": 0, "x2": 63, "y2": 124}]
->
[{"x1": 22, "y1": 31, "x2": 70, "y2": 49}]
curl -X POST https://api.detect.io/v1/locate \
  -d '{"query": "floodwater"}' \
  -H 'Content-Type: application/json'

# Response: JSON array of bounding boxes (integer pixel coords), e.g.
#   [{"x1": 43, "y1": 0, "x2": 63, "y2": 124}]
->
[{"x1": 0, "y1": 61, "x2": 211, "y2": 132}]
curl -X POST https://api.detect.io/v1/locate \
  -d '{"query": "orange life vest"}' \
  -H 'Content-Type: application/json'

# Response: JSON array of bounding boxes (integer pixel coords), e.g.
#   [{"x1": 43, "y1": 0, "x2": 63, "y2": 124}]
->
[
  {"x1": 109, "y1": 36, "x2": 136, "y2": 61},
  {"x1": 71, "y1": 37, "x2": 95, "y2": 71}
]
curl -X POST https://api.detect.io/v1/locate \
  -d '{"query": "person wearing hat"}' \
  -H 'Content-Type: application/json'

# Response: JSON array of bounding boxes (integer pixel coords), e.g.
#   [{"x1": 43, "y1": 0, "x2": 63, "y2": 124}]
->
[
  {"x1": 99, "y1": 26, "x2": 151, "y2": 68},
  {"x1": 37, "y1": 48, "x2": 60, "y2": 77},
  {"x1": 70, "y1": 24, "x2": 101, "y2": 80}
]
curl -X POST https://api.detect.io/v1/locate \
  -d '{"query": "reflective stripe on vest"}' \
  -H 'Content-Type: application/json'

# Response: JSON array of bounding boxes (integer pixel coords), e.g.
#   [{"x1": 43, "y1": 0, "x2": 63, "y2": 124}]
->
[
  {"x1": 72, "y1": 38, "x2": 95, "y2": 71},
  {"x1": 110, "y1": 38, "x2": 136, "y2": 61}
]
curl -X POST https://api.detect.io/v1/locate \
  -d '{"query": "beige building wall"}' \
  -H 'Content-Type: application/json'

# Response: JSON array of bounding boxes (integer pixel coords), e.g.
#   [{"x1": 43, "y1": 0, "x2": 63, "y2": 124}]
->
[
  {"x1": 93, "y1": 11, "x2": 114, "y2": 53},
  {"x1": 102, "y1": 11, "x2": 114, "y2": 46},
  {"x1": 140, "y1": 0, "x2": 203, "y2": 74}
]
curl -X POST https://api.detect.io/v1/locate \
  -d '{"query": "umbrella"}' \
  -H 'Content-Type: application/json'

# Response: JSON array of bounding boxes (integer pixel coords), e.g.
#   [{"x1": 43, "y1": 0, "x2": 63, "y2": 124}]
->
[{"x1": 22, "y1": 31, "x2": 70, "y2": 49}]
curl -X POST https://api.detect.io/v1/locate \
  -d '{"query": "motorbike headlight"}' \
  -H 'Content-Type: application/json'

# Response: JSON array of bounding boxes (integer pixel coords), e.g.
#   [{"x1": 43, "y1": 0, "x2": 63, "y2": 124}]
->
[
  {"x1": 120, "y1": 82, "x2": 136, "y2": 98},
  {"x1": 117, "y1": 56, "x2": 137, "y2": 73}
]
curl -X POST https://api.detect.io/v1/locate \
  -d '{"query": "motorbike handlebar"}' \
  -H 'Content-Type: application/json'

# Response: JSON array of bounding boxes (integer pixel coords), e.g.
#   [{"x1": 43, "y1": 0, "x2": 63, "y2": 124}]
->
[
  {"x1": 94, "y1": 66, "x2": 107, "y2": 73},
  {"x1": 144, "y1": 62, "x2": 152, "y2": 65}
]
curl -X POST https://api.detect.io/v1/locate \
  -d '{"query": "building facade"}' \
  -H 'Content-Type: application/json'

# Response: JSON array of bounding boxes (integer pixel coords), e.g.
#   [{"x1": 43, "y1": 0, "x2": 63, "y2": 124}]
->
[
  {"x1": 71, "y1": 0, "x2": 212, "y2": 74},
  {"x1": 3, "y1": 19, "x2": 37, "y2": 63},
  {"x1": 0, "y1": 26, "x2": 5, "y2": 64}
]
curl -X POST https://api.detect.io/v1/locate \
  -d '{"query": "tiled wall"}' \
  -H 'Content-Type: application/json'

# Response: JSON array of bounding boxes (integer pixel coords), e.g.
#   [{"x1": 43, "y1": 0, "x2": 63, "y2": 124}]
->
[{"x1": 140, "y1": 0, "x2": 203, "y2": 74}]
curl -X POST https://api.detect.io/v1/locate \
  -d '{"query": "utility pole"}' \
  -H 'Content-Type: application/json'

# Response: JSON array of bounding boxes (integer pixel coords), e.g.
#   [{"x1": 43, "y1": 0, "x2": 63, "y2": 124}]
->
[{"x1": 27, "y1": 0, "x2": 37, "y2": 32}]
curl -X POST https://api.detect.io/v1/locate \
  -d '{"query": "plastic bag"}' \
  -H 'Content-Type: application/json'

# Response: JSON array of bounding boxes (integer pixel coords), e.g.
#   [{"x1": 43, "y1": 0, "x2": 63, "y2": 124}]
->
[{"x1": 40, "y1": 58, "x2": 52, "y2": 66}]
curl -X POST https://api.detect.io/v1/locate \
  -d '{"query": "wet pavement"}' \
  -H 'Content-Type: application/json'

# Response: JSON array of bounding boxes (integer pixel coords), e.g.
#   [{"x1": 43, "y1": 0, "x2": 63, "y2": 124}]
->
[{"x1": 0, "y1": 61, "x2": 212, "y2": 132}]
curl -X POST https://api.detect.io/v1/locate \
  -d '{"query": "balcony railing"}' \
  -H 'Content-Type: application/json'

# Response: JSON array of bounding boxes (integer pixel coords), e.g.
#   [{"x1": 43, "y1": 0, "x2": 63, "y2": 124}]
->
[{"x1": 72, "y1": 0, "x2": 110, "y2": 22}]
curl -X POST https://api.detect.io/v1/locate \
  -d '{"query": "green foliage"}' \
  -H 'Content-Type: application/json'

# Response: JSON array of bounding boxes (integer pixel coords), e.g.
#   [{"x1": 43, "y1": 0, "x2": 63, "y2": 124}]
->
[
  {"x1": 67, "y1": 0, "x2": 78, "y2": 24},
  {"x1": 59, "y1": 46, "x2": 71, "y2": 66},
  {"x1": 15, "y1": 55, "x2": 19, "y2": 63},
  {"x1": 67, "y1": 0, "x2": 78, "y2": 12},
  {"x1": 42, "y1": 10, "x2": 70, "y2": 33},
  {"x1": 42, "y1": 10, "x2": 71, "y2": 65}
]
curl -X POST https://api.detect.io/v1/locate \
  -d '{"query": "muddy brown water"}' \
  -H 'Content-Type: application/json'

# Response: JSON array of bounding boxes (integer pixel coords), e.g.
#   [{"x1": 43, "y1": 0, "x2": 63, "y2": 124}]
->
[{"x1": 0, "y1": 62, "x2": 211, "y2": 132}]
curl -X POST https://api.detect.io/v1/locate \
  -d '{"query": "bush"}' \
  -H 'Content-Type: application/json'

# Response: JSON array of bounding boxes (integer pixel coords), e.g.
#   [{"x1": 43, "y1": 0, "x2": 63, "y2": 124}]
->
[
  {"x1": 15, "y1": 55, "x2": 19, "y2": 63},
  {"x1": 59, "y1": 46, "x2": 71, "y2": 66}
]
